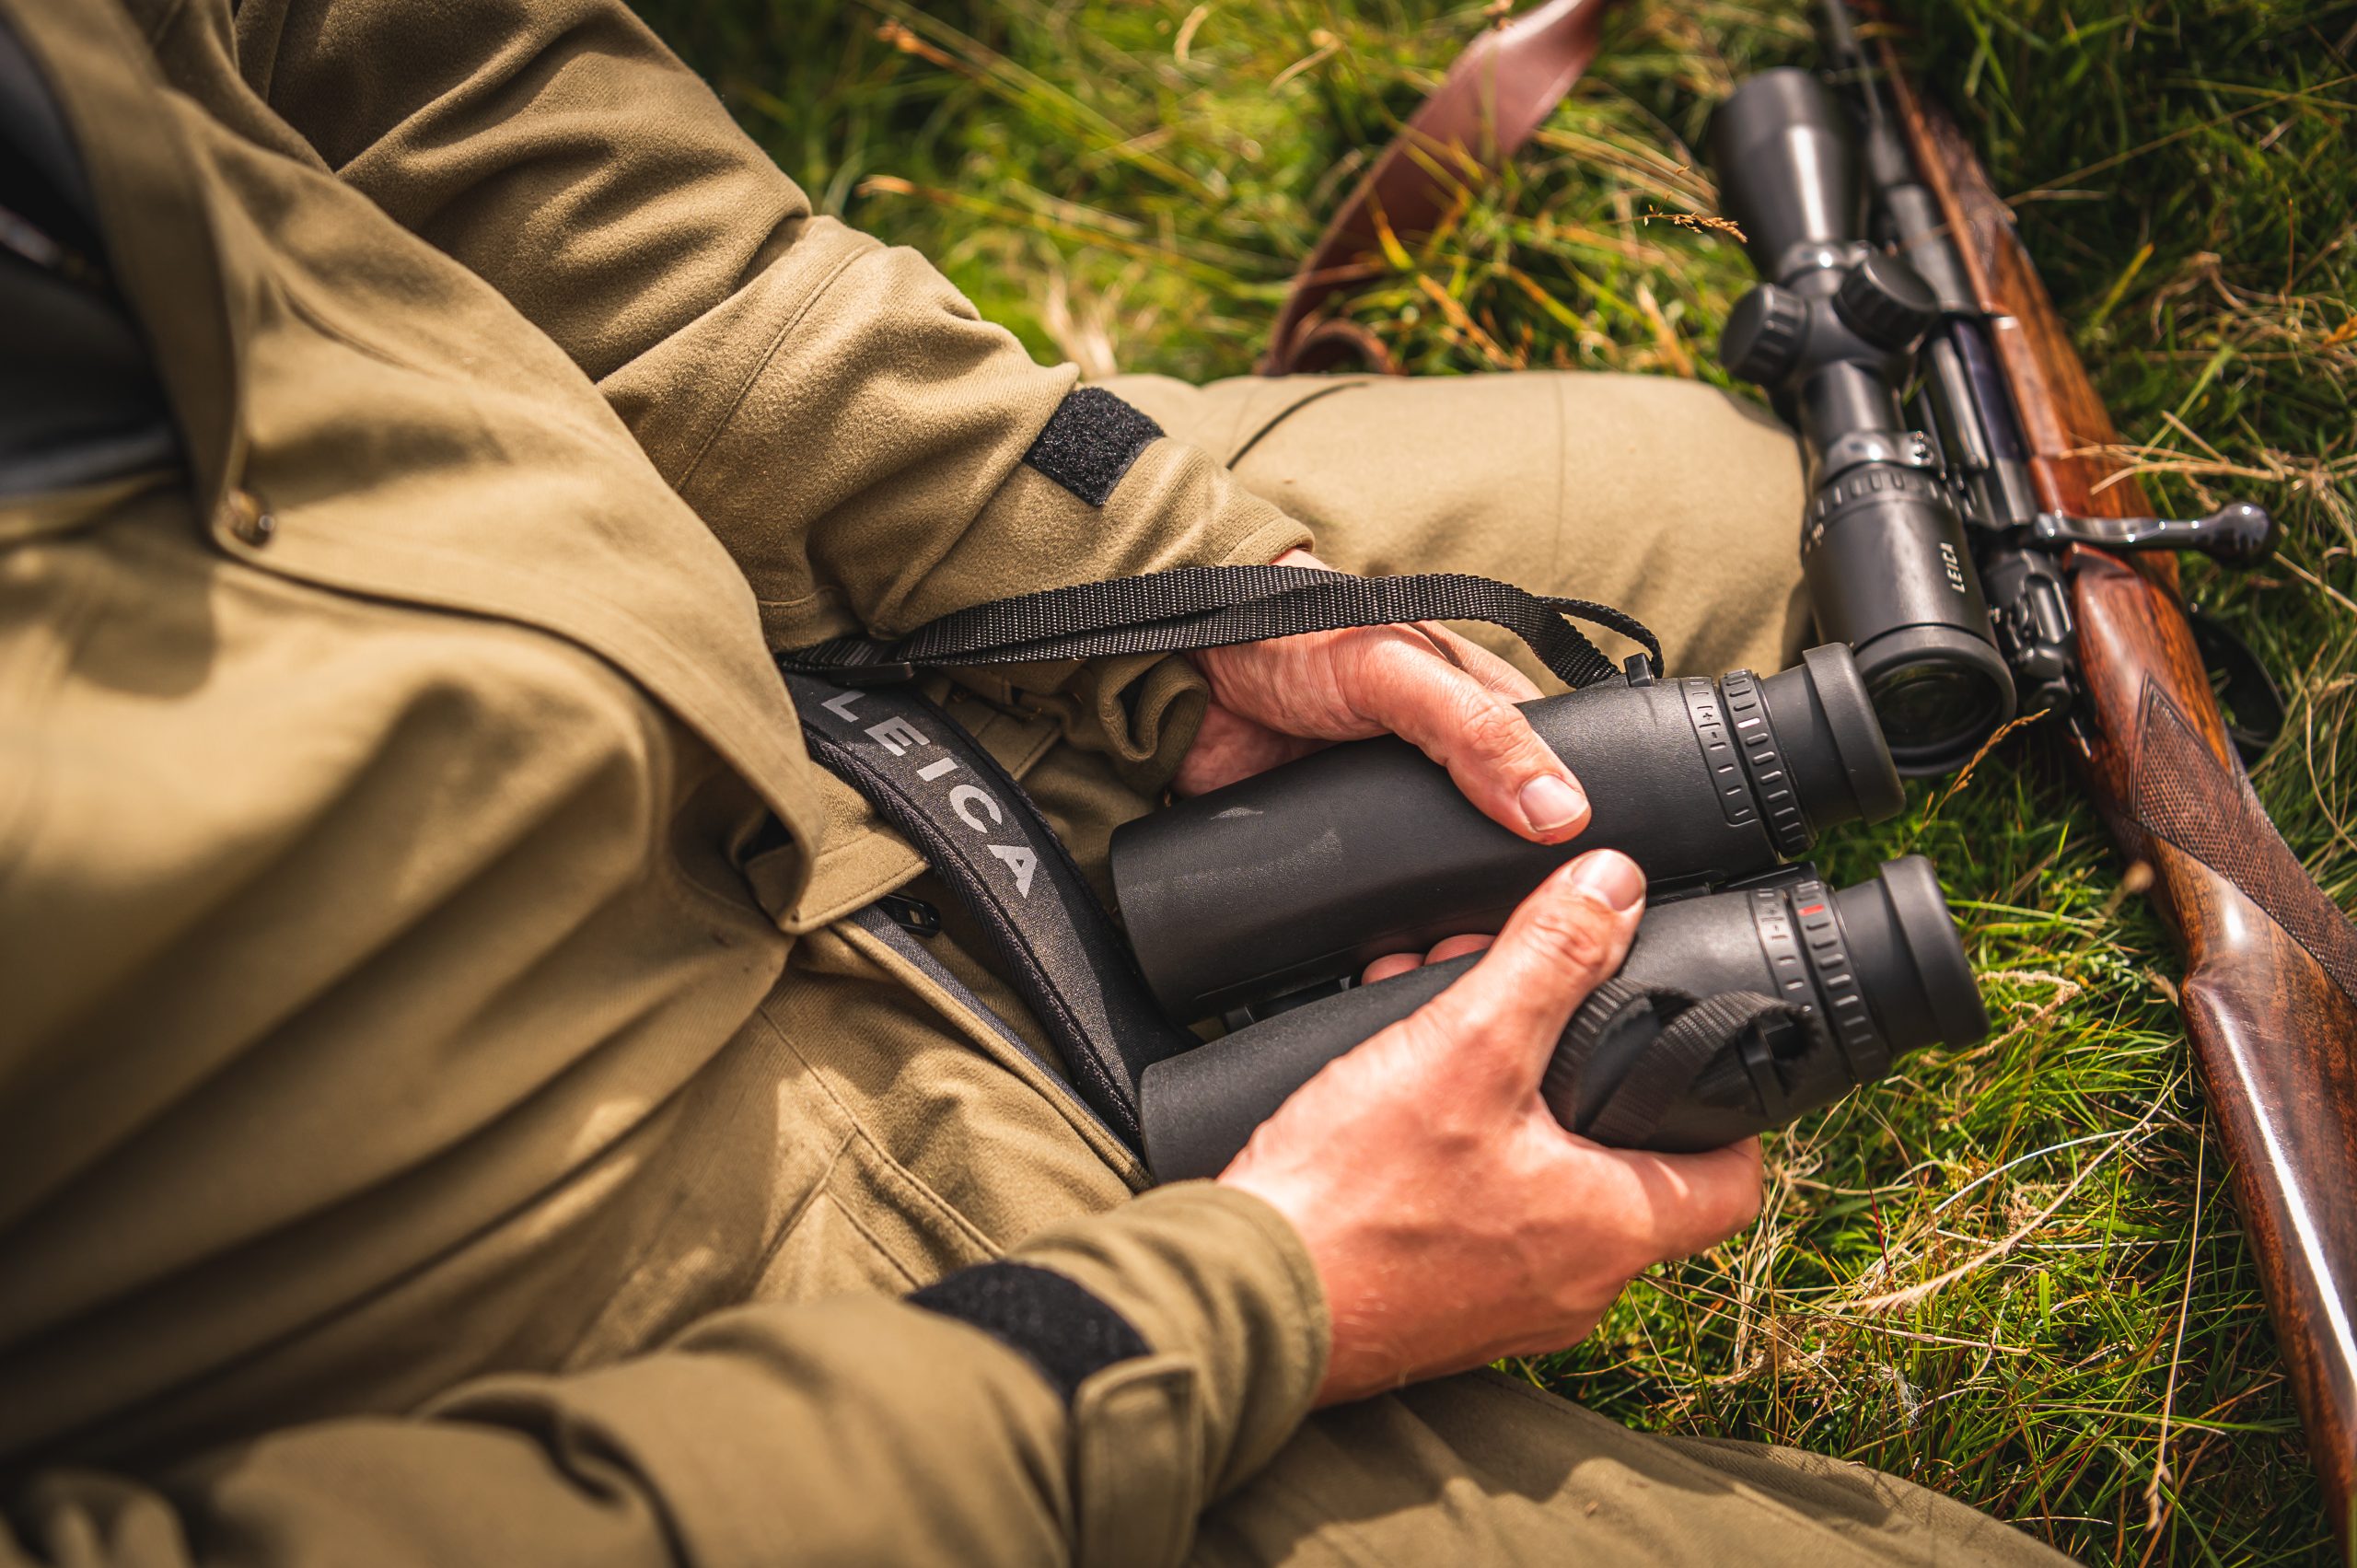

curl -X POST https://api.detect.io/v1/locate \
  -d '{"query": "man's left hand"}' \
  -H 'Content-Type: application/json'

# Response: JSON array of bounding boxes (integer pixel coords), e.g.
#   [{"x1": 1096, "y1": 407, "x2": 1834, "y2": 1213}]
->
[{"x1": 1176, "y1": 549, "x2": 1592, "y2": 844}]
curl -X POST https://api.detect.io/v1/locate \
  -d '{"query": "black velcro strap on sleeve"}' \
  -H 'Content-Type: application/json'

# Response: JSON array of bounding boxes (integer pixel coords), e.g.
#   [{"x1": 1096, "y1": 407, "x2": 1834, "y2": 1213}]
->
[
  {"x1": 1023, "y1": 387, "x2": 1166, "y2": 505},
  {"x1": 909, "y1": 1261, "x2": 1151, "y2": 1405}
]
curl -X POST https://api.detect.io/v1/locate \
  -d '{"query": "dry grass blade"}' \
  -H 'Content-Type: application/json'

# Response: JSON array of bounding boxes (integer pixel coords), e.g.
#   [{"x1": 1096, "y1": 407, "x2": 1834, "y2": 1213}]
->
[{"x1": 1849, "y1": 1094, "x2": 2173, "y2": 1315}]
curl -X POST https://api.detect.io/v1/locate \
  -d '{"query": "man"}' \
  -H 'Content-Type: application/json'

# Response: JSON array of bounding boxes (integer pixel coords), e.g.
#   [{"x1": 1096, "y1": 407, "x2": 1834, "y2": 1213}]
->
[{"x1": 0, "y1": 0, "x2": 2070, "y2": 1562}]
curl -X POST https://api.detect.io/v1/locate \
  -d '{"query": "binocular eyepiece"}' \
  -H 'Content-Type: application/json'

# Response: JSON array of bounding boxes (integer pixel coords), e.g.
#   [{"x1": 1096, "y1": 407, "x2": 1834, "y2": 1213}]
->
[{"x1": 1114, "y1": 645, "x2": 1901, "y2": 1023}]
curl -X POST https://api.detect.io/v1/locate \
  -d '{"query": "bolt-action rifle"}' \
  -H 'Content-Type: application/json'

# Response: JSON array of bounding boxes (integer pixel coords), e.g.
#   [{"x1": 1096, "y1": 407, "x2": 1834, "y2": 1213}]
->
[
  {"x1": 1747, "y1": 3, "x2": 2357, "y2": 1541},
  {"x1": 1262, "y1": 0, "x2": 2357, "y2": 1544}
]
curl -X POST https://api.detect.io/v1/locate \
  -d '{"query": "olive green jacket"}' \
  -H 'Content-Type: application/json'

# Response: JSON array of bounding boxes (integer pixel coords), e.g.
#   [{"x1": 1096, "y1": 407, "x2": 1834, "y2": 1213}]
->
[{"x1": 0, "y1": 1, "x2": 1325, "y2": 1562}]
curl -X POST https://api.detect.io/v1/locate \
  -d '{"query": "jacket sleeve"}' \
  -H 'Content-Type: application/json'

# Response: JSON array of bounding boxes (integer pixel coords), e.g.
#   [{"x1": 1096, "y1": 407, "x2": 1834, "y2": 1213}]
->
[
  {"x1": 3, "y1": 1185, "x2": 1325, "y2": 1568},
  {"x1": 231, "y1": 0, "x2": 1309, "y2": 681}
]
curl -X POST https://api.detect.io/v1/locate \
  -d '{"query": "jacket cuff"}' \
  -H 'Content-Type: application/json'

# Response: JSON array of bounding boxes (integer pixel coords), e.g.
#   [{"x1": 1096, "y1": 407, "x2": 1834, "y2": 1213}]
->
[
  {"x1": 415, "y1": 1189, "x2": 1324, "y2": 1568},
  {"x1": 433, "y1": 1296, "x2": 1074, "y2": 1568},
  {"x1": 890, "y1": 393, "x2": 1311, "y2": 645},
  {"x1": 1008, "y1": 1182, "x2": 1329, "y2": 1504},
  {"x1": 1082, "y1": 472, "x2": 1310, "y2": 794},
  {"x1": 963, "y1": 472, "x2": 1310, "y2": 796},
  {"x1": 621, "y1": 224, "x2": 1312, "y2": 662}
]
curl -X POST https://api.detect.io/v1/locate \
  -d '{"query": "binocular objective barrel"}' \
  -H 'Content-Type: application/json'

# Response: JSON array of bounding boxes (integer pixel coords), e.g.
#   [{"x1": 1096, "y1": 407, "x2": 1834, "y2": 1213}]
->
[
  {"x1": 1140, "y1": 856, "x2": 1987, "y2": 1179},
  {"x1": 1112, "y1": 644, "x2": 1901, "y2": 1023},
  {"x1": 1709, "y1": 70, "x2": 2019, "y2": 773}
]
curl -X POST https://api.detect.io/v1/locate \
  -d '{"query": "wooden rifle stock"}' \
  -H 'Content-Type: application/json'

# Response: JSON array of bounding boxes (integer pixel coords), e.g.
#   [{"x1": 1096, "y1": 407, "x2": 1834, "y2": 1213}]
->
[{"x1": 1879, "y1": 48, "x2": 2357, "y2": 1551}]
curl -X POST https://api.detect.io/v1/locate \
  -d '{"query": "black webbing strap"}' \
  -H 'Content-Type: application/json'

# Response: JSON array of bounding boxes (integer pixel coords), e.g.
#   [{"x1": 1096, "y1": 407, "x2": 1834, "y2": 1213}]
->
[
  {"x1": 1542, "y1": 977, "x2": 1814, "y2": 1148},
  {"x1": 780, "y1": 564, "x2": 1660, "y2": 691},
  {"x1": 782, "y1": 670, "x2": 1193, "y2": 1151}
]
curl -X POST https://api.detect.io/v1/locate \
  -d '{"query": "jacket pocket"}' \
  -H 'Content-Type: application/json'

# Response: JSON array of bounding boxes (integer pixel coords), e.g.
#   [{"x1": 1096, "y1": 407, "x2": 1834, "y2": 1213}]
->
[{"x1": 753, "y1": 1127, "x2": 999, "y2": 1303}]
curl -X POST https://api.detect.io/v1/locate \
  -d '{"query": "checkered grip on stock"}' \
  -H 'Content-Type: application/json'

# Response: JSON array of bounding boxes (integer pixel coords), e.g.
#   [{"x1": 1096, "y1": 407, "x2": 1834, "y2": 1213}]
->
[{"x1": 2134, "y1": 683, "x2": 2357, "y2": 1003}]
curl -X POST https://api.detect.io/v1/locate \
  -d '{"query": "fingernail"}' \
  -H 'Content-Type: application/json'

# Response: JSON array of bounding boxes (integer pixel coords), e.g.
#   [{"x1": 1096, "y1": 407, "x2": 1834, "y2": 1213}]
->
[
  {"x1": 1518, "y1": 773, "x2": 1588, "y2": 835},
  {"x1": 1568, "y1": 850, "x2": 1644, "y2": 912}
]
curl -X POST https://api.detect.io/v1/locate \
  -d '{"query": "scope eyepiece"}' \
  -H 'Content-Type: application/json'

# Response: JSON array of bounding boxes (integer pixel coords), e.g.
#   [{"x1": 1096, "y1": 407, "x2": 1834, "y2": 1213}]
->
[
  {"x1": 1112, "y1": 645, "x2": 1901, "y2": 1023},
  {"x1": 1852, "y1": 628, "x2": 2015, "y2": 769},
  {"x1": 1140, "y1": 855, "x2": 1988, "y2": 1177}
]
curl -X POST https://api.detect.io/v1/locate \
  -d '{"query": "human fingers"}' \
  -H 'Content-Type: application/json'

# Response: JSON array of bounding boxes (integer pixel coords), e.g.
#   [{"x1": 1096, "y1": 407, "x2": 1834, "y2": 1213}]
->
[
  {"x1": 1358, "y1": 933, "x2": 1496, "y2": 985},
  {"x1": 1429, "y1": 1134, "x2": 1760, "y2": 1369},
  {"x1": 1171, "y1": 703, "x2": 1326, "y2": 796},
  {"x1": 1425, "y1": 933, "x2": 1497, "y2": 964},
  {"x1": 1333, "y1": 631, "x2": 1588, "y2": 843},
  {"x1": 1389, "y1": 852, "x2": 1645, "y2": 1099},
  {"x1": 1549, "y1": 1134, "x2": 1767, "y2": 1266}
]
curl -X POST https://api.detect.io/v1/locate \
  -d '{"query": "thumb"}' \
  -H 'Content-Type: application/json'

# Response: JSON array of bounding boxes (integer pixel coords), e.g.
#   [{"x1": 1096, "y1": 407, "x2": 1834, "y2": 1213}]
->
[{"x1": 1399, "y1": 850, "x2": 1647, "y2": 1101}]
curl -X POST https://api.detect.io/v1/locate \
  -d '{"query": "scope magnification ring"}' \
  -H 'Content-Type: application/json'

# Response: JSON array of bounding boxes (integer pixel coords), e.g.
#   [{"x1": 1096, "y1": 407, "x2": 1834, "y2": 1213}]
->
[
  {"x1": 1720, "y1": 669, "x2": 1810, "y2": 857},
  {"x1": 1787, "y1": 877, "x2": 1883, "y2": 1079}
]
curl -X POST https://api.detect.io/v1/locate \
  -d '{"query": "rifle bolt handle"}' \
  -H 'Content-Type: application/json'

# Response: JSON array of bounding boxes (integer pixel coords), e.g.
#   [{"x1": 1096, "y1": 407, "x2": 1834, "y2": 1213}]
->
[{"x1": 2031, "y1": 501, "x2": 2278, "y2": 567}]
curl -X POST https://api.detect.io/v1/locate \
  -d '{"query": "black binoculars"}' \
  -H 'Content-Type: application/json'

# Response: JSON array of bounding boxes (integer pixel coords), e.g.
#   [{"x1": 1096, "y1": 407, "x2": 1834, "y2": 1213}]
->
[
  {"x1": 1117, "y1": 644, "x2": 1899, "y2": 1021},
  {"x1": 1141, "y1": 854, "x2": 1982, "y2": 1178},
  {"x1": 1116, "y1": 645, "x2": 1990, "y2": 1174}
]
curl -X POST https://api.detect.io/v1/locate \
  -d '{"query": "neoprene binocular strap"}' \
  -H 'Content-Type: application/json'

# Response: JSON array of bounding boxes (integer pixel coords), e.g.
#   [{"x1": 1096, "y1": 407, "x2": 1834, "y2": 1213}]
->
[{"x1": 780, "y1": 669, "x2": 1191, "y2": 1153}]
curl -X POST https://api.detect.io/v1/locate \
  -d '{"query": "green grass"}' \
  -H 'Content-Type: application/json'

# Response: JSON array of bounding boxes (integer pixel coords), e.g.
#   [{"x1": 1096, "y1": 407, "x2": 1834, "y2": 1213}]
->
[{"x1": 633, "y1": 1, "x2": 2356, "y2": 1560}]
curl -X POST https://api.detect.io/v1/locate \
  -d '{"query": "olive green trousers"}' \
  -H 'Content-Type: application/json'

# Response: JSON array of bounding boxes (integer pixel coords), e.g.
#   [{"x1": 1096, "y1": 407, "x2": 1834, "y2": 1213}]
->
[{"x1": 1077, "y1": 371, "x2": 2073, "y2": 1567}]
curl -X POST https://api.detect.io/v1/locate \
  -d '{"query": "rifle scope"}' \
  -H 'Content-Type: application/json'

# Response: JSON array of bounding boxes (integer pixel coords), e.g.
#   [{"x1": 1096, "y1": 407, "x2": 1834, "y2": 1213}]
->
[
  {"x1": 1708, "y1": 70, "x2": 2018, "y2": 773},
  {"x1": 1113, "y1": 644, "x2": 1901, "y2": 1023},
  {"x1": 1140, "y1": 855, "x2": 1988, "y2": 1176}
]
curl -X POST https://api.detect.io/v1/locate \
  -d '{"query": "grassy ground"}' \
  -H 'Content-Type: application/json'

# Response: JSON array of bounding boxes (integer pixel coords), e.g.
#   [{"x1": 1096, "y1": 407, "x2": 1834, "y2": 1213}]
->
[{"x1": 634, "y1": 1, "x2": 2356, "y2": 1560}]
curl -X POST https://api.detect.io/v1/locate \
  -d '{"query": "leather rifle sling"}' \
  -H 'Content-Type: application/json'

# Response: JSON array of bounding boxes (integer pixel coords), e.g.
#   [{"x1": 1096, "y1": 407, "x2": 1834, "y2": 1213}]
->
[{"x1": 1260, "y1": 0, "x2": 1620, "y2": 376}]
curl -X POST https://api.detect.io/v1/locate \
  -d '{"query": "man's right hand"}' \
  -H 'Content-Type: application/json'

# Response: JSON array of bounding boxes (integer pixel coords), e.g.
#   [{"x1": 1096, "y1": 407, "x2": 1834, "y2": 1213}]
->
[{"x1": 1217, "y1": 849, "x2": 1765, "y2": 1406}]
